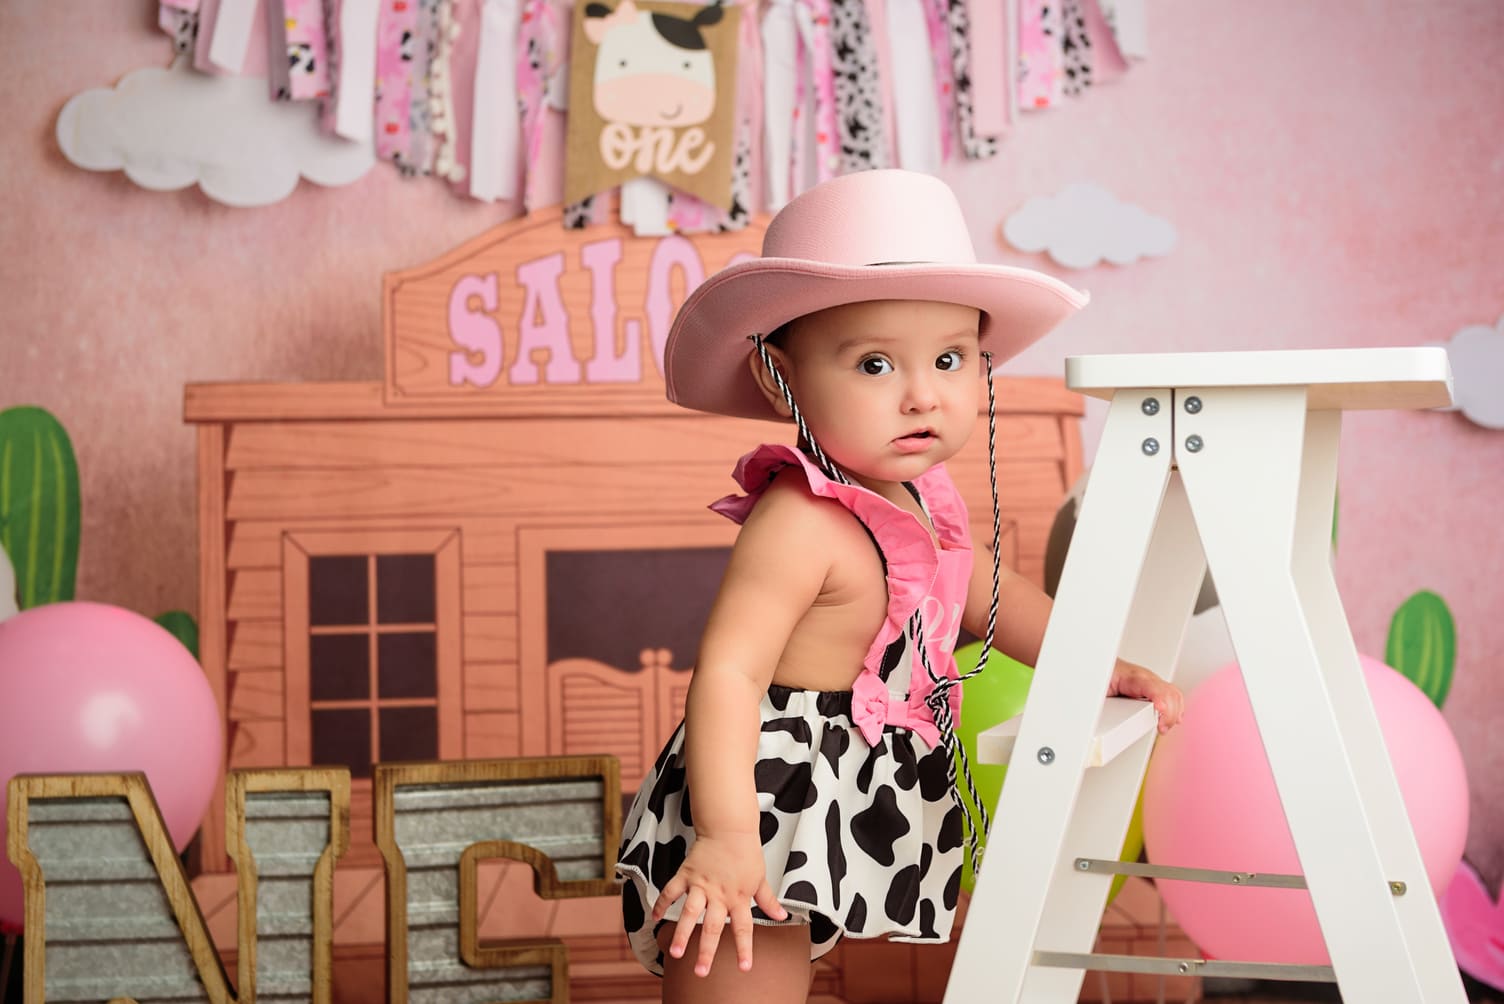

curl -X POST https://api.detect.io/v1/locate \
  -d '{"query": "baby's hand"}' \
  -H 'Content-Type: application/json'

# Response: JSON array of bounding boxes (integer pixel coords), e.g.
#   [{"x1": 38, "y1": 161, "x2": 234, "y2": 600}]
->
[
  {"x1": 652, "y1": 830, "x2": 789, "y2": 977},
  {"x1": 1108, "y1": 661, "x2": 1185, "y2": 733}
]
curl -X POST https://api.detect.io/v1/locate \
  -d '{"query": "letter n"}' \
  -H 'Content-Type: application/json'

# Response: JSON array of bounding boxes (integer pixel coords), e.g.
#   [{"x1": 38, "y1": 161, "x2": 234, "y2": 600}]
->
[{"x1": 6, "y1": 768, "x2": 349, "y2": 1003}]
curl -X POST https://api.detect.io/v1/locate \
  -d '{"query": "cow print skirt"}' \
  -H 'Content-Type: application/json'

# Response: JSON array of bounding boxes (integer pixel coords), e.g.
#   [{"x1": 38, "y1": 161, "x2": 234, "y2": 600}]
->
[{"x1": 616, "y1": 683, "x2": 965, "y2": 974}]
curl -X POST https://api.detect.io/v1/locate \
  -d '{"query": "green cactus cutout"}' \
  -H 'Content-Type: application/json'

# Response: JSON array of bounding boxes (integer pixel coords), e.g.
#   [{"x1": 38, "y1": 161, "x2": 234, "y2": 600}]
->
[
  {"x1": 154, "y1": 609, "x2": 200, "y2": 660},
  {"x1": 1386, "y1": 590, "x2": 1456, "y2": 709},
  {"x1": 0, "y1": 406, "x2": 81, "y2": 608}
]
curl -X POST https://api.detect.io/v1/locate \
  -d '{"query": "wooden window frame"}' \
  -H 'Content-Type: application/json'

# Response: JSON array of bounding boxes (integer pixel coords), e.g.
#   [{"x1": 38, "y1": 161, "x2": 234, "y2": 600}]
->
[{"x1": 283, "y1": 527, "x2": 464, "y2": 769}]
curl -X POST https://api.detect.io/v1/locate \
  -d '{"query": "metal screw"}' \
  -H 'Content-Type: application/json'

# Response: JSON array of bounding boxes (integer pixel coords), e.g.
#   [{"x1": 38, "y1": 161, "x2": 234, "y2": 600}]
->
[
  {"x1": 1390, "y1": 881, "x2": 1407, "y2": 896},
  {"x1": 1185, "y1": 434, "x2": 1204, "y2": 453},
  {"x1": 1231, "y1": 874, "x2": 1242, "y2": 884},
  {"x1": 1037, "y1": 746, "x2": 1056, "y2": 765},
  {"x1": 1178, "y1": 963, "x2": 1191, "y2": 974},
  {"x1": 1141, "y1": 397, "x2": 1160, "y2": 415},
  {"x1": 1141, "y1": 438, "x2": 1159, "y2": 456},
  {"x1": 1184, "y1": 396, "x2": 1202, "y2": 414},
  {"x1": 1077, "y1": 859, "x2": 1090, "y2": 871}
]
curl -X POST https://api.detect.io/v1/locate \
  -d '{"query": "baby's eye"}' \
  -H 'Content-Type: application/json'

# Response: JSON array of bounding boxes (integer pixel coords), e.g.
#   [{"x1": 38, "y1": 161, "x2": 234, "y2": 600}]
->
[
  {"x1": 936, "y1": 350, "x2": 965, "y2": 372},
  {"x1": 859, "y1": 356, "x2": 893, "y2": 376}
]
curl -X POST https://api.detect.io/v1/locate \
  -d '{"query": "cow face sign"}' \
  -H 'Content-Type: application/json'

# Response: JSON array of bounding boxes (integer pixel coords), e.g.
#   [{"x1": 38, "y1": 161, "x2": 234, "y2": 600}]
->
[{"x1": 565, "y1": 0, "x2": 740, "y2": 210}]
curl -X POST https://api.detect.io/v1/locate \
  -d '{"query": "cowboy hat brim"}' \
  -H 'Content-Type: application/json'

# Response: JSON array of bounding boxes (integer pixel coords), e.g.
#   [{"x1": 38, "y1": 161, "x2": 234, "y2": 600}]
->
[{"x1": 664, "y1": 258, "x2": 1090, "y2": 421}]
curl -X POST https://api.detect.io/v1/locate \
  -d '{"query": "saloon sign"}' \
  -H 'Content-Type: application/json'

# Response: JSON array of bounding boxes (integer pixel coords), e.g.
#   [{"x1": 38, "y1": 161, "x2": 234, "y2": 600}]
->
[{"x1": 382, "y1": 207, "x2": 763, "y2": 407}]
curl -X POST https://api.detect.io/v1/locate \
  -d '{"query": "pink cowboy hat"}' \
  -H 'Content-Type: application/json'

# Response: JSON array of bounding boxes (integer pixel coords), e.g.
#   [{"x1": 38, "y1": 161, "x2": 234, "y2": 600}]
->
[{"x1": 663, "y1": 169, "x2": 1090, "y2": 421}]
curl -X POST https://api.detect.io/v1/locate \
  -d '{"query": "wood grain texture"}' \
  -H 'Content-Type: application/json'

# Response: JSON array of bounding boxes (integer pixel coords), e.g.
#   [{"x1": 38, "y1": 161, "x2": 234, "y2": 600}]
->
[{"x1": 374, "y1": 756, "x2": 621, "y2": 1004}]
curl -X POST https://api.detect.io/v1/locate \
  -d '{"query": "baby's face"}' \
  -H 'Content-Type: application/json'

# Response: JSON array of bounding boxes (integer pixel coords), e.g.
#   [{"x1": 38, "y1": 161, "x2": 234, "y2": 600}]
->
[{"x1": 776, "y1": 299, "x2": 983, "y2": 489}]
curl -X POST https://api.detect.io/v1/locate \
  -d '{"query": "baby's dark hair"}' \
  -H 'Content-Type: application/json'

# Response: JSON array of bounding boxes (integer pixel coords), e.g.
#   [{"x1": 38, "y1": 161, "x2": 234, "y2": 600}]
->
[{"x1": 762, "y1": 322, "x2": 793, "y2": 349}]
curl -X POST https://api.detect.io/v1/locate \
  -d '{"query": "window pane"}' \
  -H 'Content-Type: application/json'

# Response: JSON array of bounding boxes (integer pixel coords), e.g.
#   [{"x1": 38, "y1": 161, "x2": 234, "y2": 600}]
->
[
  {"x1": 380, "y1": 706, "x2": 438, "y2": 763},
  {"x1": 377, "y1": 631, "x2": 437, "y2": 698},
  {"x1": 376, "y1": 553, "x2": 436, "y2": 624},
  {"x1": 310, "y1": 634, "x2": 370, "y2": 700},
  {"x1": 312, "y1": 708, "x2": 372, "y2": 778},
  {"x1": 309, "y1": 556, "x2": 368, "y2": 626},
  {"x1": 545, "y1": 547, "x2": 729, "y2": 669}
]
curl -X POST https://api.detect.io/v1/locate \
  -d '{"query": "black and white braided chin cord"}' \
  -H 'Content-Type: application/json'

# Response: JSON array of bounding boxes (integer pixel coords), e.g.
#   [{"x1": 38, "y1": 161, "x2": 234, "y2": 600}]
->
[{"x1": 751, "y1": 334, "x2": 1005, "y2": 876}]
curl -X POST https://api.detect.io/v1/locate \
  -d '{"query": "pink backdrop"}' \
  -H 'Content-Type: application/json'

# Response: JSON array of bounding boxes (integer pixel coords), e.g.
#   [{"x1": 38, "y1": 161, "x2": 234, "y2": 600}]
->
[{"x1": 1, "y1": 3, "x2": 1500, "y2": 885}]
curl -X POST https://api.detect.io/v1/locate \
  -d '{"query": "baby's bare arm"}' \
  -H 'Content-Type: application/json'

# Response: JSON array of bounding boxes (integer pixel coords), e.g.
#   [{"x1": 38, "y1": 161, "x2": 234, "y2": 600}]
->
[
  {"x1": 658, "y1": 473, "x2": 849, "y2": 975},
  {"x1": 685, "y1": 473, "x2": 838, "y2": 836}
]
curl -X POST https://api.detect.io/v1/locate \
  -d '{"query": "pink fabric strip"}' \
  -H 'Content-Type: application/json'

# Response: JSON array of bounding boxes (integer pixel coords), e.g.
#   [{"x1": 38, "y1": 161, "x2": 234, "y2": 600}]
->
[
  {"x1": 283, "y1": 0, "x2": 333, "y2": 99},
  {"x1": 517, "y1": 0, "x2": 567, "y2": 211},
  {"x1": 967, "y1": 0, "x2": 1006, "y2": 135},
  {"x1": 445, "y1": 0, "x2": 483, "y2": 194},
  {"x1": 803, "y1": 0, "x2": 839, "y2": 184},
  {"x1": 374, "y1": 0, "x2": 418, "y2": 163},
  {"x1": 920, "y1": 0, "x2": 955, "y2": 159},
  {"x1": 1017, "y1": 0, "x2": 1062, "y2": 109}
]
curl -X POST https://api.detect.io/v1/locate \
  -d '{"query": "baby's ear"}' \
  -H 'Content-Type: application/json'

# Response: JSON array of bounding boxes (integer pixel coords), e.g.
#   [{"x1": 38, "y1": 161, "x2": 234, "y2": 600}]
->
[{"x1": 748, "y1": 345, "x2": 794, "y2": 418}]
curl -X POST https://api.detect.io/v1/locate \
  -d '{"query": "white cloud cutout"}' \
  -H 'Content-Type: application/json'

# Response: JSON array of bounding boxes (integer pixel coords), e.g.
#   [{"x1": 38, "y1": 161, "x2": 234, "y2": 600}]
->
[
  {"x1": 56, "y1": 57, "x2": 374, "y2": 208},
  {"x1": 1445, "y1": 314, "x2": 1504, "y2": 429},
  {"x1": 1002, "y1": 182, "x2": 1176, "y2": 269}
]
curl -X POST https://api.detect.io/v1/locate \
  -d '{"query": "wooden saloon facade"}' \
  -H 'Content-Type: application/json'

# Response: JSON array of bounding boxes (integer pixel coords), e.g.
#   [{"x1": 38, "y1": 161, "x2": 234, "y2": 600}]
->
[{"x1": 183, "y1": 206, "x2": 1088, "y2": 998}]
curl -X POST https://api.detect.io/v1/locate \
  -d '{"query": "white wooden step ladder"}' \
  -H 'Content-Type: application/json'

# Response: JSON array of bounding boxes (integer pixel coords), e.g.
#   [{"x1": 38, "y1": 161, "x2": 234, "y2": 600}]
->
[{"x1": 944, "y1": 349, "x2": 1467, "y2": 1003}]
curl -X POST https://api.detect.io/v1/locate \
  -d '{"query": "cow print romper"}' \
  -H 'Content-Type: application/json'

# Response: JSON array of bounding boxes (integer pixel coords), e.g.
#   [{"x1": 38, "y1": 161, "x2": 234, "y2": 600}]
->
[{"x1": 616, "y1": 443, "x2": 974, "y2": 973}]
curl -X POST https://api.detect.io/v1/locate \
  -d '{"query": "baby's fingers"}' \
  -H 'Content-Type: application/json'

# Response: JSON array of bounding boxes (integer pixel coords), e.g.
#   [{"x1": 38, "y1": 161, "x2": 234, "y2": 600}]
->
[
  {"x1": 752, "y1": 880, "x2": 789, "y2": 922},
  {"x1": 668, "y1": 887, "x2": 705, "y2": 961},
  {"x1": 695, "y1": 902, "x2": 728, "y2": 977},
  {"x1": 652, "y1": 872, "x2": 688, "y2": 923},
  {"x1": 730, "y1": 902, "x2": 757, "y2": 972}
]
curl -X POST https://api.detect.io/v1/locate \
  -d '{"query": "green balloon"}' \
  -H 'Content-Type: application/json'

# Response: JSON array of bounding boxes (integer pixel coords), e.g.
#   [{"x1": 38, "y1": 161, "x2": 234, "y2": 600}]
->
[{"x1": 952, "y1": 642, "x2": 1145, "y2": 904}]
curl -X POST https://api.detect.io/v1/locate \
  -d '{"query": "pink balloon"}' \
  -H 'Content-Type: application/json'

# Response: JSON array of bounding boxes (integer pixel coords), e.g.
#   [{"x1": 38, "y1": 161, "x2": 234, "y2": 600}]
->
[
  {"x1": 1143, "y1": 655, "x2": 1469, "y2": 966},
  {"x1": 0, "y1": 602, "x2": 223, "y2": 927}
]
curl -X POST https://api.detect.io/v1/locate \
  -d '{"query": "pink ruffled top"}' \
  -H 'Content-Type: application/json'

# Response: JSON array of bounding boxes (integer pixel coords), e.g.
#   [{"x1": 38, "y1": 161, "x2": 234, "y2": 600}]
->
[{"x1": 709, "y1": 443, "x2": 974, "y2": 749}]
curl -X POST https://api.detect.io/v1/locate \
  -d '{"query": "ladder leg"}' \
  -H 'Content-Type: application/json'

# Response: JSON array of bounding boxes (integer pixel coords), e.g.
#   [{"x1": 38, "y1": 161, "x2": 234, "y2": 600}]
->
[
  {"x1": 1176, "y1": 387, "x2": 1450, "y2": 1001},
  {"x1": 946, "y1": 390, "x2": 1174, "y2": 1004},
  {"x1": 1289, "y1": 410, "x2": 1468, "y2": 1001},
  {"x1": 1020, "y1": 472, "x2": 1206, "y2": 1002}
]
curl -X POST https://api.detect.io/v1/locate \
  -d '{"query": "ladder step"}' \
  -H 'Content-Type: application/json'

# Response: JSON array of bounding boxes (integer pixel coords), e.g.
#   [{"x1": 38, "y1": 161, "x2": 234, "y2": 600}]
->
[
  {"x1": 1074, "y1": 857, "x2": 1408, "y2": 895},
  {"x1": 976, "y1": 697, "x2": 1157, "y2": 768},
  {"x1": 1033, "y1": 950, "x2": 1337, "y2": 983}
]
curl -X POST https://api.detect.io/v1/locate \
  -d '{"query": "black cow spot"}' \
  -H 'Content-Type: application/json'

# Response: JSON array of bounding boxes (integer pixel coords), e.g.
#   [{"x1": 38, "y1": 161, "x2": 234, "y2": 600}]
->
[
  {"x1": 620, "y1": 840, "x2": 650, "y2": 877},
  {"x1": 809, "y1": 911, "x2": 838, "y2": 946},
  {"x1": 892, "y1": 739, "x2": 919, "y2": 790},
  {"x1": 760, "y1": 810, "x2": 779, "y2": 845},
  {"x1": 647, "y1": 762, "x2": 686, "y2": 818},
  {"x1": 785, "y1": 850, "x2": 808, "y2": 873},
  {"x1": 856, "y1": 743, "x2": 882, "y2": 794},
  {"x1": 785, "y1": 879, "x2": 819, "y2": 904},
  {"x1": 920, "y1": 842, "x2": 933, "y2": 879},
  {"x1": 851, "y1": 784, "x2": 908, "y2": 866},
  {"x1": 846, "y1": 893, "x2": 868, "y2": 933},
  {"x1": 944, "y1": 865, "x2": 961, "y2": 910},
  {"x1": 825, "y1": 802, "x2": 846, "y2": 911},
  {"x1": 622, "y1": 884, "x2": 645, "y2": 932},
  {"x1": 918, "y1": 747, "x2": 951, "y2": 802},
  {"x1": 936, "y1": 804, "x2": 963, "y2": 853},
  {"x1": 679, "y1": 785, "x2": 694, "y2": 827},
  {"x1": 878, "y1": 635, "x2": 907, "y2": 681},
  {"x1": 919, "y1": 898, "x2": 938, "y2": 939},
  {"x1": 755, "y1": 758, "x2": 818, "y2": 813},
  {"x1": 762, "y1": 716, "x2": 812, "y2": 745},
  {"x1": 651, "y1": 836, "x2": 687, "y2": 891},
  {"x1": 818, "y1": 724, "x2": 850, "y2": 775},
  {"x1": 767, "y1": 687, "x2": 792, "y2": 712},
  {"x1": 884, "y1": 864, "x2": 920, "y2": 926}
]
